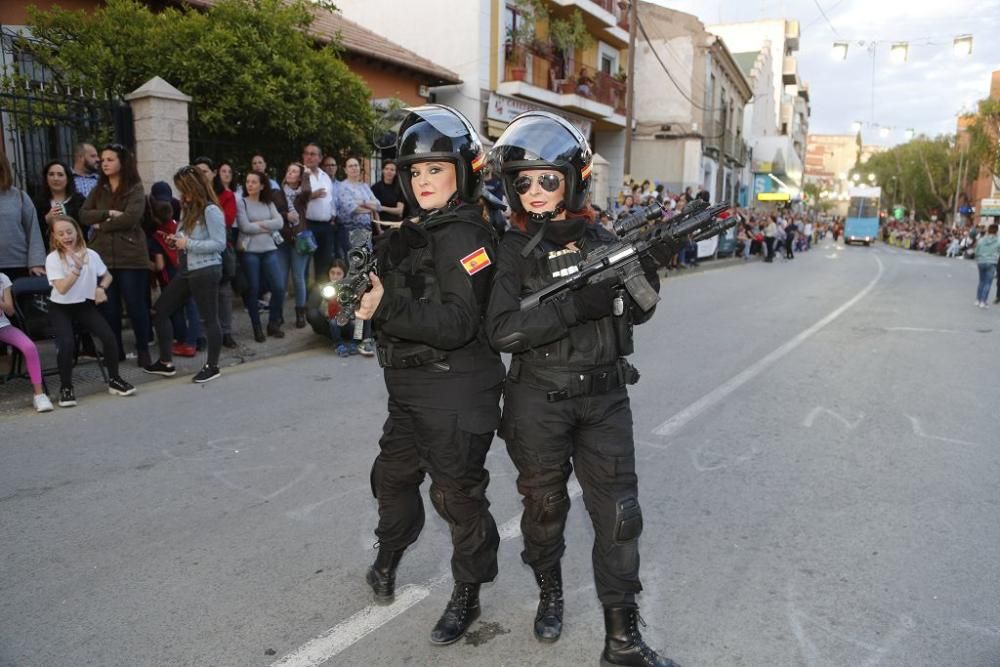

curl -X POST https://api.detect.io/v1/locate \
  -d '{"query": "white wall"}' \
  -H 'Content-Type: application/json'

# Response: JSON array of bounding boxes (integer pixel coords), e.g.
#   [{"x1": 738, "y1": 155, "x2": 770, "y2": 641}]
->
[
  {"x1": 594, "y1": 128, "x2": 626, "y2": 203},
  {"x1": 335, "y1": 0, "x2": 490, "y2": 126},
  {"x1": 634, "y1": 35, "x2": 696, "y2": 125},
  {"x1": 632, "y1": 136, "x2": 702, "y2": 193}
]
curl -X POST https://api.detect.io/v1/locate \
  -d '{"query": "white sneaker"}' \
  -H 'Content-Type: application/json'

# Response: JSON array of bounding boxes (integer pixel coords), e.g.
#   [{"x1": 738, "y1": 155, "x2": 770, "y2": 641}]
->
[{"x1": 33, "y1": 394, "x2": 54, "y2": 413}]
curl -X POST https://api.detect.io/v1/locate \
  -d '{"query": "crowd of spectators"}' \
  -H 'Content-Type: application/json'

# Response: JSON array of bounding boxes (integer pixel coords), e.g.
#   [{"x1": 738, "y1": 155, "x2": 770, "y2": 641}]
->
[{"x1": 1, "y1": 141, "x2": 404, "y2": 412}]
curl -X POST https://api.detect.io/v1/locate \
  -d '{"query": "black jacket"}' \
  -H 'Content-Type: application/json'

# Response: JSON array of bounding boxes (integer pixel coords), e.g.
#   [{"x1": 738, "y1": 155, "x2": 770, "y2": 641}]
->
[
  {"x1": 486, "y1": 220, "x2": 658, "y2": 375},
  {"x1": 373, "y1": 203, "x2": 504, "y2": 382}
]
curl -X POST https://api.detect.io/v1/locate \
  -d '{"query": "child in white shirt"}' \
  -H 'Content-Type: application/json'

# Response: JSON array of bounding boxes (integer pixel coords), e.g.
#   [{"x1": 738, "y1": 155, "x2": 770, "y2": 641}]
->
[{"x1": 45, "y1": 215, "x2": 136, "y2": 406}]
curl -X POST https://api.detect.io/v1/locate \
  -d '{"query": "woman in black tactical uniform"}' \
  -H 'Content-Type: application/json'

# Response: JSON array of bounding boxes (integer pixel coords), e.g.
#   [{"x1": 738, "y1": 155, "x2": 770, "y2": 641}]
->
[
  {"x1": 486, "y1": 111, "x2": 681, "y2": 667},
  {"x1": 355, "y1": 104, "x2": 506, "y2": 646}
]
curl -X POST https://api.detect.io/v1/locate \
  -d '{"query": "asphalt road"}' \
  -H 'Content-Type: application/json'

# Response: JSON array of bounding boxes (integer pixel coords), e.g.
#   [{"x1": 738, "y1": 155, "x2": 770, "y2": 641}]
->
[{"x1": 2, "y1": 240, "x2": 998, "y2": 667}]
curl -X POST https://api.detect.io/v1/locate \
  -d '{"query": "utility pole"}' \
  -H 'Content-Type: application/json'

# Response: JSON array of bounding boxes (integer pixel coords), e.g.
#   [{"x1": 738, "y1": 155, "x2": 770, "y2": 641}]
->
[
  {"x1": 623, "y1": 0, "x2": 637, "y2": 181},
  {"x1": 953, "y1": 145, "x2": 966, "y2": 228}
]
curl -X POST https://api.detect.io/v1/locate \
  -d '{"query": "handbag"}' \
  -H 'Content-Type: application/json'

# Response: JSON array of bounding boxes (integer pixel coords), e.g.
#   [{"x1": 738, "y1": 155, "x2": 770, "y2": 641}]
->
[{"x1": 295, "y1": 229, "x2": 318, "y2": 255}]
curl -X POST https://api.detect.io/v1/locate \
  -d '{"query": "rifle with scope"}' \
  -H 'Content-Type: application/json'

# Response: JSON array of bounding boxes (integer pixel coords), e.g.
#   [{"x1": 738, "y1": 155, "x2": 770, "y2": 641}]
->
[
  {"x1": 519, "y1": 199, "x2": 737, "y2": 312},
  {"x1": 318, "y1": 244, "x2": 377, "y2": 338}
]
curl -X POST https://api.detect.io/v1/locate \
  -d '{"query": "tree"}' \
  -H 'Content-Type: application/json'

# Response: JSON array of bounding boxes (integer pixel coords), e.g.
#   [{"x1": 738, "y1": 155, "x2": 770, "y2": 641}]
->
[
  {"x1": 16, "y1": 0, "x2": 374, "y2": 166},
  {"x1": 967, "y1": 97, "x2": 1000, "y2": 189},
  {"x1": 861, "y1": 135, "x2": 978, "y2": 221}
]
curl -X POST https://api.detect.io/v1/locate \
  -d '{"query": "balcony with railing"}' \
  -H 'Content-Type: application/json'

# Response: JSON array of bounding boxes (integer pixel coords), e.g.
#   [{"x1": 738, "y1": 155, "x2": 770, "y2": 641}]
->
[
  {"x1": 500, "y1": 43, "x2": 626, "y2": 122},
  {"x1": 549, "y1": 0, "x2": 629, "y2": 46}
]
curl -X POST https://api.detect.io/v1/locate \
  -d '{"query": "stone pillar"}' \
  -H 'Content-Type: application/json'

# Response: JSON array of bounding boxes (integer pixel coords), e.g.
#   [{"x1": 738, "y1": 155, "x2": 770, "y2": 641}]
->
[{"x1": 125, "y1": 77, "x2": 192, "y2": 195}]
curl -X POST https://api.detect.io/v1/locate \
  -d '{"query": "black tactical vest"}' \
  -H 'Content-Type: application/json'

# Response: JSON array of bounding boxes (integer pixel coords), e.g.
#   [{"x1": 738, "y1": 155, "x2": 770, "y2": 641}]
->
[
  {"x1": 376, "y1": 207, "x2": 493, "y2": 369},
  {"x1": 515, "y1": 230, "x2": 637, "y2": 373}
]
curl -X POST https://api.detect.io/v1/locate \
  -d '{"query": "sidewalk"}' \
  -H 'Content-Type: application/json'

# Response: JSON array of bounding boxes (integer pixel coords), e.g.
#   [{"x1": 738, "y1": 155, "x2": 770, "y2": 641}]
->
[
  {"x1": 1, "y1": 252, "x2": 753, "y2": 415},
  {"x1": 0, "y1": 297, "x2": 329, "y2": 416}
]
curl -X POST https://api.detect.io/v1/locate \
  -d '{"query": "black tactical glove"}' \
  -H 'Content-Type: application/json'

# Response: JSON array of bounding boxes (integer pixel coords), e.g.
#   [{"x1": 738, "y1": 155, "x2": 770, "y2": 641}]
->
[
  {"x1": 572, "y1": 282, "x2": 616, "y2": 321},
  {"x1": 646, "y1": 239, "x2": 674, "y2": 267},
  {"x1": 639, "y1": 253, "x2": 660, "y2": 282}
]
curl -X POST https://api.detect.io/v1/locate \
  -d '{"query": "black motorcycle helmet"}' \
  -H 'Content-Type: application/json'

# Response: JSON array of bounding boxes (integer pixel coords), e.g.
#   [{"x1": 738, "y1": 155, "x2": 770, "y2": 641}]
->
[
  {"x1": 395, "y1": 104, "x2": 485, "y2": 211},
  {"x1": 490, "y1": 110, "x2": 593, "y2": 215}
]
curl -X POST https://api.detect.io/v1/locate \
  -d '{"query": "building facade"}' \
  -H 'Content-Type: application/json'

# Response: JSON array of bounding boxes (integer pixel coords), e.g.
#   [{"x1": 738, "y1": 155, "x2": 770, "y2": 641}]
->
[
  {"x1": 708, "y1": 19, "x2": 810, "y2": 204},
  {"x1": 336, "y1": 0, "x2": 630, "y2": 209},
  {"x1": 804, "y1": 133, "x2": 861, "y2": 216},
  {"x1": 631, "y1": 2, "x2": 751, "y2": 204}
]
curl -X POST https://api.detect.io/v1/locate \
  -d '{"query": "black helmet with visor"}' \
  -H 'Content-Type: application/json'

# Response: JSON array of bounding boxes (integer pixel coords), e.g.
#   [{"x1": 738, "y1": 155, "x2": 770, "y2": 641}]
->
[
  {"x1": 490, "y1": 111, "x2": 593, "y2": 216},
  {"x1": 395, "y1": 104, "x2": 486, "y2": 211}
]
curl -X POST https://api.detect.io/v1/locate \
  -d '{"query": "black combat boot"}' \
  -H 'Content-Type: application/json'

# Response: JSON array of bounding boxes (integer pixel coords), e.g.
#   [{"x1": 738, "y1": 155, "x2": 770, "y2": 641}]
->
[
  {"x1": 365, "y1": 548, "x2": 404, "y2": 605},
  {"x1": 429, "y1": 582, "x2": 480, "y2": 645},
  {"x1": 267, "y1": 320, "x2": 285, "y2": 338},
  {"x1": 295, "y1": 307, "x2": 307, "y2": 328},
  {"x1": 600, "y1": 606, "x2": 681, "y2": 667},
  {"x1": 533, "y1": 565, "x2": 564, "y2": 643},
  {"x1": 252, "y1": 323, "x2": 266, "y2": 343}
]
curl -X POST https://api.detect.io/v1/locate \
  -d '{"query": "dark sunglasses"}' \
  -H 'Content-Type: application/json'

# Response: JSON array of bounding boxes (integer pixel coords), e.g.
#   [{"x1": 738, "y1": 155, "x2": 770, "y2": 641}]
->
[{"x1": 513, "y1": 173, "x2": 563, "y2": 195}]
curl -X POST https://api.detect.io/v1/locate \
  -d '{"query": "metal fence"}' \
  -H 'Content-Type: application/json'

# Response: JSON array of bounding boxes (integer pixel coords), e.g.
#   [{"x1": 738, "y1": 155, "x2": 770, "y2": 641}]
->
[{"x1": 0, "y1": 26, "x2": 133, "y2": 199}]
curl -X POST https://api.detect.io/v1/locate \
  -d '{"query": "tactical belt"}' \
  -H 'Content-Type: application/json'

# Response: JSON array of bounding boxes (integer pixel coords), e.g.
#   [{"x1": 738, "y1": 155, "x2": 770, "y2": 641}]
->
[
  {"x1": 376, "y1": 342, "x2": 448, "y2": 369},
  {"x1": 509, "y1": 357, "x2": 639, "y2": 402}
]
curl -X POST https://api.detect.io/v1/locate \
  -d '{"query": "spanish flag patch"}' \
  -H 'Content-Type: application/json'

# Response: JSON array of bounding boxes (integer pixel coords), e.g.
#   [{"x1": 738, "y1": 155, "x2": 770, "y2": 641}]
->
[{"x1": 460, "y1": 247, "x2": 492, "y2": 275}]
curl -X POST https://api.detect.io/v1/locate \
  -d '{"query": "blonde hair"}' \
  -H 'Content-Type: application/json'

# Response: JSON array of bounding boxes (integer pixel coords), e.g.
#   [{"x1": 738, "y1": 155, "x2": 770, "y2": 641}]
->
[{"x1": 48, "y1": 215, "x2": 88, "y2": 262}]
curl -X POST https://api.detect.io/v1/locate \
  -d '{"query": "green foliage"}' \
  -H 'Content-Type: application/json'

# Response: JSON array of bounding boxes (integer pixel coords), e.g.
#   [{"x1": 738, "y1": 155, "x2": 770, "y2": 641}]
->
[
  {"x1": 549, "y1": 10, "x2": 594, "y2": 55},
  {"x1": 19, "y1": 0, "x2": 374, "y2": 166},
  {"x1": 862, "y1": 135, "x2": 979, "y2": 220},
  {"x1": 967, "y1": 98, "x2": 1000, "y2": 182}
]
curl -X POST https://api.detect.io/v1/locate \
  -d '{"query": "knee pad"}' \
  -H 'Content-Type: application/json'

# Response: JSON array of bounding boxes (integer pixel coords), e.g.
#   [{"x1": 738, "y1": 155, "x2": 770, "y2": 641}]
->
[
  {"x1": 527, "y1": 489, "x2": 571, "y2": 541},
  {"x1": 614, "y1": 495, "x2": 643, "y2": 543},
  {"x1": 429, "y1": 484, "x2": 455, "y2": 524}
]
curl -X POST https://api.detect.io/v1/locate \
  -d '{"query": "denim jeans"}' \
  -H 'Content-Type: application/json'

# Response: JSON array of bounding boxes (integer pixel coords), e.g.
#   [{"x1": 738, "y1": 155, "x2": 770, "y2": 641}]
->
[
  {"x1": 277, "y1": 243, "x2": 310, "y2": 309},
  {"x1": 332, "y1": 222, "x2": 351, "y2": 262},
  {"x1": 308, "y1": 220, "x2": 335, "y2": 284},
  {"x1": 100, "y1": 267, "x2": 152, "y2": 358},
  {"x1": 977, "y1": 263, "x2": 996, "y2": 303},
  {"x1": 242, "y1": 250, "x2": 285, "y2": 326}
]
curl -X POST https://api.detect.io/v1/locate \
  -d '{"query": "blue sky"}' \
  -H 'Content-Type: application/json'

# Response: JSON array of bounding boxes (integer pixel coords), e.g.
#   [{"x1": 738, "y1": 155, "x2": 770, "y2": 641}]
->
[{"x1": 651, "y1": 0, "x2": 1000, "y2": 146}]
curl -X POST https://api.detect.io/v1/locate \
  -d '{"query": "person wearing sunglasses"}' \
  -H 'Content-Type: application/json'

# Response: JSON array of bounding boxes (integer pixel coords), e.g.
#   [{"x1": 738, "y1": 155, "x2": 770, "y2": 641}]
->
[
  {"x1": 485, "y1": 111, "x2": 677, "y2": 667},
  {"x1": 354, "y1": 104, "x2": 505, "y2": 647}
]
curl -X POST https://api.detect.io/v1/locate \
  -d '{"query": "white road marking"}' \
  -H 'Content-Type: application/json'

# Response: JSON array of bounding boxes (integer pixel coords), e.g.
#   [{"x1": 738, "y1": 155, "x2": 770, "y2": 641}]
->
[
  {"x1": 651, "y1": 255, "x2": 884, "y2": 439},
  {"x1": 269, "y1": 584, "x2": 434, "y2": 667},
  {"x1": 905, "y1": 415, "x2": 980, "y2": 448},
  {"x1": 271, "y1": 480, "x2": 584, "y2": 666},
  {"x1": 802, "y1": 407, "x2": 864, "y2": 430}
]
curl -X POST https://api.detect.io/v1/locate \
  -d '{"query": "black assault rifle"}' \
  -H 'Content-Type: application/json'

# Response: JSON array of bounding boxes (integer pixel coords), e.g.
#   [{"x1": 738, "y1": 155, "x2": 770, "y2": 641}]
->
[{"x1": 519, "y1": 199, "x2": 736, "y2": 312}]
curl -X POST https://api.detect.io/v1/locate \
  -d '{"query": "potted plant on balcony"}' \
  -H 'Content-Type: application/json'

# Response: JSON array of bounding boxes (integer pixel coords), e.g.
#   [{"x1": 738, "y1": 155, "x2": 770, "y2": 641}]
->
[
  {"x1": 549, "y1": 10, "x2": 594, "y2": 94},
  {"x1": 505, "y1": 0, "x2": 542, "y2": 82}
]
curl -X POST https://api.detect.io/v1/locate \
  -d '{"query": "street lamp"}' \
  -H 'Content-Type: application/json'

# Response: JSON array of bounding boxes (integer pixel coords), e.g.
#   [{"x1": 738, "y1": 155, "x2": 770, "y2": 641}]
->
[
  {"x1": 889, "y1": 42, "x2": 909, "y2": 64},
  {"x1": 852, "y1": 173, "x2": 861, "y2": 183},
  {"x1": 953, "y1": 35, "x2": 973, "y2": 57},
  {"x1": 832, "y1": 42, "x2": 849, "y2": 60},
  {"x1": 867, "y1": 173, "x2": 876, "y2": 183}
]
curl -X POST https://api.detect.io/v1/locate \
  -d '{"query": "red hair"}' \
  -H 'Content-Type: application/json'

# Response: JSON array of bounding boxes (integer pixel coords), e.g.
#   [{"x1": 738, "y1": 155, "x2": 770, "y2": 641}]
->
[{"x1": 510, "y1": 206, "x2": 595, "y2": 231}]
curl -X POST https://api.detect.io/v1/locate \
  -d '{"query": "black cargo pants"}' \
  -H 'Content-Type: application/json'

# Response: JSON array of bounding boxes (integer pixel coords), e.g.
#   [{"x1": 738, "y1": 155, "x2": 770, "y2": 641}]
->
[
  {"x1": 370, "y1": 380, "x2": 502, "y2": 585},
  {"x1": 499, "y1": 382, "x2": 643, "y2": 607}
]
